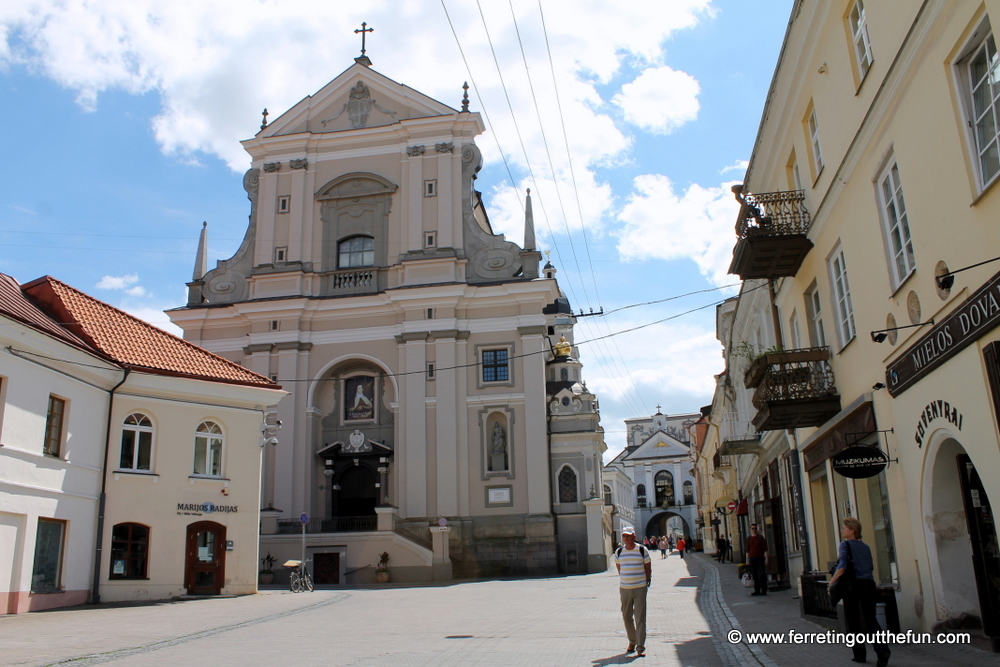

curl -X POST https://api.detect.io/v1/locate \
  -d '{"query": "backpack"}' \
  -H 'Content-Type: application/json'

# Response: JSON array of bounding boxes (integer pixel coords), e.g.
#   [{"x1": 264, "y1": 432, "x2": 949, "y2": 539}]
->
[{"x1": 615, "y1": 545, "x2": 648, "y2": 559}]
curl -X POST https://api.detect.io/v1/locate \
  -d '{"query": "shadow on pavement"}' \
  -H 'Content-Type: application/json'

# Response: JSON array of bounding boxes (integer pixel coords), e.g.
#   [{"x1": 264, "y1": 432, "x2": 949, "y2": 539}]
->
[{"x1": 591, "y1": 652, "x2": 640, "y2": 665}]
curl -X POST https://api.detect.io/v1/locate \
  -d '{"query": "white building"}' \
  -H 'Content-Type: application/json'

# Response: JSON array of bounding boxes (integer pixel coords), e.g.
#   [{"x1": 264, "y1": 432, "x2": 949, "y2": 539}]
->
[
  {"x1": 167, "y1": 54, "x2": 610, "y2": 581},
  {"x1": 0, "y1": 274, "x2": 283, "y2": 613},
  {"x1": 606, "y1": 411, "x2": 700, "y2": 545}
]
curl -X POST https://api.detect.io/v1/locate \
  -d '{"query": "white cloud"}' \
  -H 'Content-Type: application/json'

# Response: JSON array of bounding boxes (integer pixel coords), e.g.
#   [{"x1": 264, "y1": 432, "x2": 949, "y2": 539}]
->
[
  {"x1": 96, "y1": 273, "x2": 139, "y2": 290},
  {"x1": 720, "y1": 159, "x2": 749, "y2": 175},
  {"x1": 125, "y1": 285, "x2": 147, "y2": 297},
  {"x1": 613, "y1": 66, "x2": 701, "y2": 134},
  {"x1": 0, "y1": 0, "x2": 713, "y2": 183},
  {"x1": 616, "y1": 173, "x2": 741, "y2": 287},
  {"x1": 120, "y1": 305, "x2": 183, "y2": 337}
]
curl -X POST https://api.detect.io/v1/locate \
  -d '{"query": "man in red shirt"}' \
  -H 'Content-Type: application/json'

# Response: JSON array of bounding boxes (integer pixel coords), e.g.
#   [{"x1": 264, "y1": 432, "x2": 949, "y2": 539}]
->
[
  {"x1": 746, "y1": 523, "x2": 768, "y2": 596},
  {"x1": 676, "y1": 536, "x2": 686, "y2": 559}
]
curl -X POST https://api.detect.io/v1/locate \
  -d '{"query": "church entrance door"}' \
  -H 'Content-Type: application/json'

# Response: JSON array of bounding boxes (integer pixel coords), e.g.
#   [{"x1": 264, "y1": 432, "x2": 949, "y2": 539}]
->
[
  {"x1": 336, "y1": 466, "x2": 378, "y2": 517},
  {"x1": 314, "y1": 552, "x2": 340, "y2": 585}
]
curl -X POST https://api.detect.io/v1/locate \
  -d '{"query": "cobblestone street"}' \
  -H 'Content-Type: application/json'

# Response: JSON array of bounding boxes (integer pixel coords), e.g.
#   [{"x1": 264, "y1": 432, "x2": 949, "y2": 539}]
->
[{"x1": 3, "y1": 553, "x2": 999, "y2": 666}]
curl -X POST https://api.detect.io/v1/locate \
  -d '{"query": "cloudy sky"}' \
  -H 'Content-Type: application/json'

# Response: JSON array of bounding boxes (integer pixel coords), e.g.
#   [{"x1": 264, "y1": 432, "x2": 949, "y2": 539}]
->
[{"x1": 0, "y1": 0, "x2": 792, "y2": 460}]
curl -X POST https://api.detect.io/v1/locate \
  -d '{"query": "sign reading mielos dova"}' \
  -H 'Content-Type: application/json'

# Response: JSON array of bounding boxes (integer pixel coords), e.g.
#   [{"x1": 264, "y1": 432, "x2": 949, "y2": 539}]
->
[{"x1": 887, "y1": 269, "x2": 1000, "y2": 397}]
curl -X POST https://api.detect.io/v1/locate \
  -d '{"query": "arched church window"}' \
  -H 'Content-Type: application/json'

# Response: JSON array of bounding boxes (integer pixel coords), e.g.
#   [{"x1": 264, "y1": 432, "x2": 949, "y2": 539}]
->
[
  {"x1": 655, "y1": 470, "x2": 674, "y2": 507},
  {"x1": 338, "y1": 236, "x2": 375, "y2": 268},
  {"x1": 636, "y1": 484, "x2": 647, "y2": 507},
  {"x1": 558, "y1": 466, "x2": 578, "y2": 503},
  {"x1": 603, "y1": 484, "x2": 612, "y2": 506},
  {"x1": 560, "y1": 368, "x2": 568, "y2": 380},
  {"x1": 683, "y1": 480, "x2": 694, "y2": 505}
]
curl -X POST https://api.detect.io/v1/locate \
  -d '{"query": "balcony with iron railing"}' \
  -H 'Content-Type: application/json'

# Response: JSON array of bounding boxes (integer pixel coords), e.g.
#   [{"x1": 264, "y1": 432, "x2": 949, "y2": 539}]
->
[
  {"x1": 717, "y1": 410, "x2": 762, "y2": 456},
  {"x1": 728, "y1": 187, "x2": 813, "y2": 279},
  {"x1": 744, "y1": 347, "x2": 841, "y2": 431}
]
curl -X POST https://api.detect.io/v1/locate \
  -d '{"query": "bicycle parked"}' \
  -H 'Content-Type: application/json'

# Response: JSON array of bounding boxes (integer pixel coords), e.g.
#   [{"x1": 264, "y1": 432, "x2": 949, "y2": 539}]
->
[{"x1": 283, "y1": 558, "x2": 314, "y2": 592}]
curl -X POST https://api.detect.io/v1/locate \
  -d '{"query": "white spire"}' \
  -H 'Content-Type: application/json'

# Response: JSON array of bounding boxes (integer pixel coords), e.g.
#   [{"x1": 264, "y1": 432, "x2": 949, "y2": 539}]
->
[
  {"x1": 193, "y1": 221, "x2": 208, "y2": 281},
  {"x1": 524, "y1": 188, "x2": 536, "y2": 251}
]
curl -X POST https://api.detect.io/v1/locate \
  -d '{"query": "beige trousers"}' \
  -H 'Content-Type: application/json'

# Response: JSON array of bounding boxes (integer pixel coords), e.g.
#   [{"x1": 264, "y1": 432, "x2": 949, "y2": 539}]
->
[{"x1": 619, "y1": 585, "x2": 648, "y2": 649}]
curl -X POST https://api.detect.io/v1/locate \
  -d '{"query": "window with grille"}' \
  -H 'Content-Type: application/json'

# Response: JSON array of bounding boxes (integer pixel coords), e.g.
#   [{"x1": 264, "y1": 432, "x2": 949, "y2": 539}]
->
[
  {"x1": 636, "y1": 483, "x2": 647, "y2": 507},
  {"x1": 558, "y1": 466, "x2": 578, "y2": 503},
  {"x1": 683, "y1": 480, "x2": 694, "y2": 505},
  {"x1": 110, "y1": 523, "x2": 149, "y2": 579},
  {"x1": 482, "y1": 349, "x2": 509, "y2": 383},
  {"x1": 338, "y1": 236, "x2": 375, "y2": 268},
  {"x1": 120, "y1": 413, "x2": 153, "y2": 471}
]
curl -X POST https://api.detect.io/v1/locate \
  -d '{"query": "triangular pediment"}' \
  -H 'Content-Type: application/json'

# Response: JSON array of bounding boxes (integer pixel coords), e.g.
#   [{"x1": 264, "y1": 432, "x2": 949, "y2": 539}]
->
[
  {"x1": 622, "y1": 430, "x2": 690, "y2": 460},
  {"x1": 260, "y1": 63, "x2": 458, "y2": 137}
]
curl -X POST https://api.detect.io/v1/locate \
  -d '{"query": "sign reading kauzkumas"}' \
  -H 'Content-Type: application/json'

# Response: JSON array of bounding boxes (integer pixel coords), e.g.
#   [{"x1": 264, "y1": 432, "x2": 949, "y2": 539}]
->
[{"x1": 887, "y1": 269, "x2": 1000, "y2": 397}]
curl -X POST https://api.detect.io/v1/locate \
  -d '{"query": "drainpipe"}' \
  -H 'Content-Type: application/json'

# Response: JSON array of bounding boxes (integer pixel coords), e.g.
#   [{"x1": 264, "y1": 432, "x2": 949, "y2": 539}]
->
[
  {"x1": 91, "y1": 366, "x2": 131, "y2": 605},
  {"x1": 787, "y1": 436, "x2": 813, "y2": 573}
]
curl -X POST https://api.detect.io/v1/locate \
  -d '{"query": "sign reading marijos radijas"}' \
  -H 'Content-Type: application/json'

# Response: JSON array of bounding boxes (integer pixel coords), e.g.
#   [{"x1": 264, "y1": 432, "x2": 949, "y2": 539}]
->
[
  {"x1": 887, "y1": 269, "x2": 1000, "y2": 397},
  {"x1": 176, "y1": 502, "x2": 239, "y2": 516}
]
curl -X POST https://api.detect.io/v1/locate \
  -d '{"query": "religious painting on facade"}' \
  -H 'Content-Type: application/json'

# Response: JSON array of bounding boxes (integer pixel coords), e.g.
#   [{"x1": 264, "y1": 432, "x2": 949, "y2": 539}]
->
[{"x1": 344, "y1": 376, "x2": 376, "y2": 422}]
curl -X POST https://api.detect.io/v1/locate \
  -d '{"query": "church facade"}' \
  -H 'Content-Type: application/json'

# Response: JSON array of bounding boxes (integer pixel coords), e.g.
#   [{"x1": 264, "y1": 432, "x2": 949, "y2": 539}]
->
[{"x1": 167, "y1": 56, "x2": 609, "y2": 582}]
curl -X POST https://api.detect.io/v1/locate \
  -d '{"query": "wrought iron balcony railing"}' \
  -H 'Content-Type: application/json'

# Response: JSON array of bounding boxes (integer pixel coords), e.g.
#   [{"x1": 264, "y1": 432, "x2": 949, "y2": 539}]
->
[
  {"x1": 728, "y1": 187, "x2": 814, "y2": 279},
  {"x1": 277, "y1": 515, "x2": 377, "y2": 534},
  {"x1": 747, "y1": 347, "x2": 841, "y2": 431}
]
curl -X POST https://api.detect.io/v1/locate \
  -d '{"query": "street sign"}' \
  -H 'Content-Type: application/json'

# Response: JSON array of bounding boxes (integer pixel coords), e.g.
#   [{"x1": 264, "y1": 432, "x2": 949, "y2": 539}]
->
[
  {"x1": 727, "y1": 501, "x2": 737, "y2": 512},
  {"x1": 300, "y1": 512, "x2": 310, "y2": 525}
]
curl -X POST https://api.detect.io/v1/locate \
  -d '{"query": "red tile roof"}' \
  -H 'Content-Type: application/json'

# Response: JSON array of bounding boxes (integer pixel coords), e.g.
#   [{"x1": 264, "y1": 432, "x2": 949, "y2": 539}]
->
[
  {"x1": 17, "y1": 275, "x2": 276, "y2": 388},
  {"x1": 0, "y1": 274, "x2": 92, "y2": 351}
]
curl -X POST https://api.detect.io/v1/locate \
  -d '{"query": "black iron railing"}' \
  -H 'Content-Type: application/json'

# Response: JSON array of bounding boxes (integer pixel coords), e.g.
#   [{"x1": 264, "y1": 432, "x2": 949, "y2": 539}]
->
[
  {"x1": 749, "y1": 348, "x2": 838, "y2": 409},
  {"x1": 276, "y1": 515, "x2": 377, "y2": 534},
  {"x1": 735, "y1": 189, "x2": 811, "y2": 240}
]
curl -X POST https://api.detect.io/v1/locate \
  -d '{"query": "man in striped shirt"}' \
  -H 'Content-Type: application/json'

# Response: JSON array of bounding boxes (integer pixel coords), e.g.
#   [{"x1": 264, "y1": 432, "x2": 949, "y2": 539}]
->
[{"x1": 615, "y1": 526, "x2": 652, "y2": 656}]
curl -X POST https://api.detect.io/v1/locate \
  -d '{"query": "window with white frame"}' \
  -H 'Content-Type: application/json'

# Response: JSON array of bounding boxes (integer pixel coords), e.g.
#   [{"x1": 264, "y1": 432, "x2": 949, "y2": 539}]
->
[
  {"x1": 808, "y1": 107, "x2": 824, "y2": 176},
  {"x1": 829, "y1": 248, "x2": 857, "y2": 345},
  {"x1": 804, "y1": 282, "x2": 828, "y2": 348},
  {"x1": 789, "y1": 309, "x2": 802, "y2": 349},
  {"x1": 120, "y1": 413, "x2": 153, "y2": 471},
  {"x1": 877, "y1": 159, "x2": 916, "y2": 287},
  {"x1": 962, "y1": 28, "x2": 1000, "y2": 187},
  {"x1": 849, "y1": 0, "x2": 873, "y2": 79},
  {"x1": 193, "y1": 421, "x2": 223, "y2": 476}
]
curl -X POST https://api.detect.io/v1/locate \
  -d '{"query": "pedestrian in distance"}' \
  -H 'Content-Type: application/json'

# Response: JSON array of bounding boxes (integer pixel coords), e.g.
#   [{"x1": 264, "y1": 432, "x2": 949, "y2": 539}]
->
[
  {"x1": 829, "y1": 518, "x2": 890, "y2": 667},
  {"x1": 716, "y1": 535, "x2": 725, "y2": 562},
  {"x1": 676, "y1": 536, "x2": 686, "y2": 559},
  {"x1": 747, "y1": 523, "x2": 768, "y2": 595},
  {"x1": 658, "y1": 536, "x2": 667, "y2": 559},
  {"x1": 721, "y1": 535, "x2": 730, "y2": 562},
  {"x1": 614, "y1": 526, "x2": 651, "y2": 658}
]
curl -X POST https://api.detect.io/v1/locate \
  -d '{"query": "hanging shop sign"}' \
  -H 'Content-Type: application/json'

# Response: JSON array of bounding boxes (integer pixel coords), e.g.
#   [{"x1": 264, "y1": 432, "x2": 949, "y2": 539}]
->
[
  {"x1": 831, "y1": 446, "x2": 889, "y2": 479},
  {"x1": 887, "y1": 269, "x2": 1000, "y2": 397}
]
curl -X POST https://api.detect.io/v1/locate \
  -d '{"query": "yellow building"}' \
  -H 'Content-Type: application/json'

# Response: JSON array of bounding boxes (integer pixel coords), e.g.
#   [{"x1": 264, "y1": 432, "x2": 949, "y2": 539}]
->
[{"x1": 722, "y1": 0, "x2": 1000, "y2": 646}]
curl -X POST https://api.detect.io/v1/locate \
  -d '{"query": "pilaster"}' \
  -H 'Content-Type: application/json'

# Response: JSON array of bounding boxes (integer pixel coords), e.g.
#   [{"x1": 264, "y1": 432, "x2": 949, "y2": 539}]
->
[{"x1": 519, "y1": 326, "x2": 549, "y2": 514}]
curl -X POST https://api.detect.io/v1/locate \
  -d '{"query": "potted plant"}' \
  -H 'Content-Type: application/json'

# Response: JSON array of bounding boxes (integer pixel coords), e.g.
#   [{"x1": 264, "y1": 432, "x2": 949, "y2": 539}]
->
[
  {"x1": 375, "y1": 551, "x2": 390, "y2": 583},
  {"x1": 259, "y1": 552, "x2": 275, "y2": 585}
]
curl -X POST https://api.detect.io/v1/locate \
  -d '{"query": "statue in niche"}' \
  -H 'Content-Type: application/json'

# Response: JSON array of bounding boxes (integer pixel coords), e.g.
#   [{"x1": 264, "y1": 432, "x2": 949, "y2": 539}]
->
[
  {"x1": 492, "y1": 421, "x2": 506, "y2": 454},
  {"x1": 489, "y1": 419, "x2": 508, "y2": 473}
]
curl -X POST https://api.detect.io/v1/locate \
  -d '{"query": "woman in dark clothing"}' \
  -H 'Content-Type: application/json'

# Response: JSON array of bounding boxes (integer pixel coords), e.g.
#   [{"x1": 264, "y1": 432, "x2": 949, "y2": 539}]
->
[{"x1": 828, "y1": 518, "x2": 890, "y2": 666}]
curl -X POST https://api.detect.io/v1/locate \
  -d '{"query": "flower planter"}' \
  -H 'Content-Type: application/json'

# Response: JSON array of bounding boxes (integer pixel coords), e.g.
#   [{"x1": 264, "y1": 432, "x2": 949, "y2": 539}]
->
[
  {"x1": 259, "y1": 571, "x2": 274, "y2": 585},
  {"x1": 375, "y1": 570, "x2": 389, "y2": 584}
]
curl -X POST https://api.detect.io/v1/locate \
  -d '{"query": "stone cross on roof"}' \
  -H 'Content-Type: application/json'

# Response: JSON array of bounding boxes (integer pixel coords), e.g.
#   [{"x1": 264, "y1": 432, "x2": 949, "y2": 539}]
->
[{"x1": 354, "y1": 22, "x2": 374, "y2": 66}]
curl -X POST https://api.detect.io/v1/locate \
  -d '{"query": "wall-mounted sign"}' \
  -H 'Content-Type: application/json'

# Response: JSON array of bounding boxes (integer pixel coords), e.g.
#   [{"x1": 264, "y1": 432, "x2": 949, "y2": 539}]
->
[
  {"x1": 887, "y1": 269, "x2": 1000, "y2": 396},
  {"x1": 913, "y1": 399, "x2": 965, "y2": 448},
  {"x1": 832, "y1": 446, "x2": 889, "y2": 479},
  {"x1": 176, "y1": 502, "x2": 238, "y2": 516}
]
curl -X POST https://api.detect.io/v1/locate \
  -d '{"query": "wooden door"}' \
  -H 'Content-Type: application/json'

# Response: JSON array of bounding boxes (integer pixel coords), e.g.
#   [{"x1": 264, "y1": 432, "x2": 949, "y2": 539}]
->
[{"x1": 185, "y1": 521, "x2": 226, "y2": 595}]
